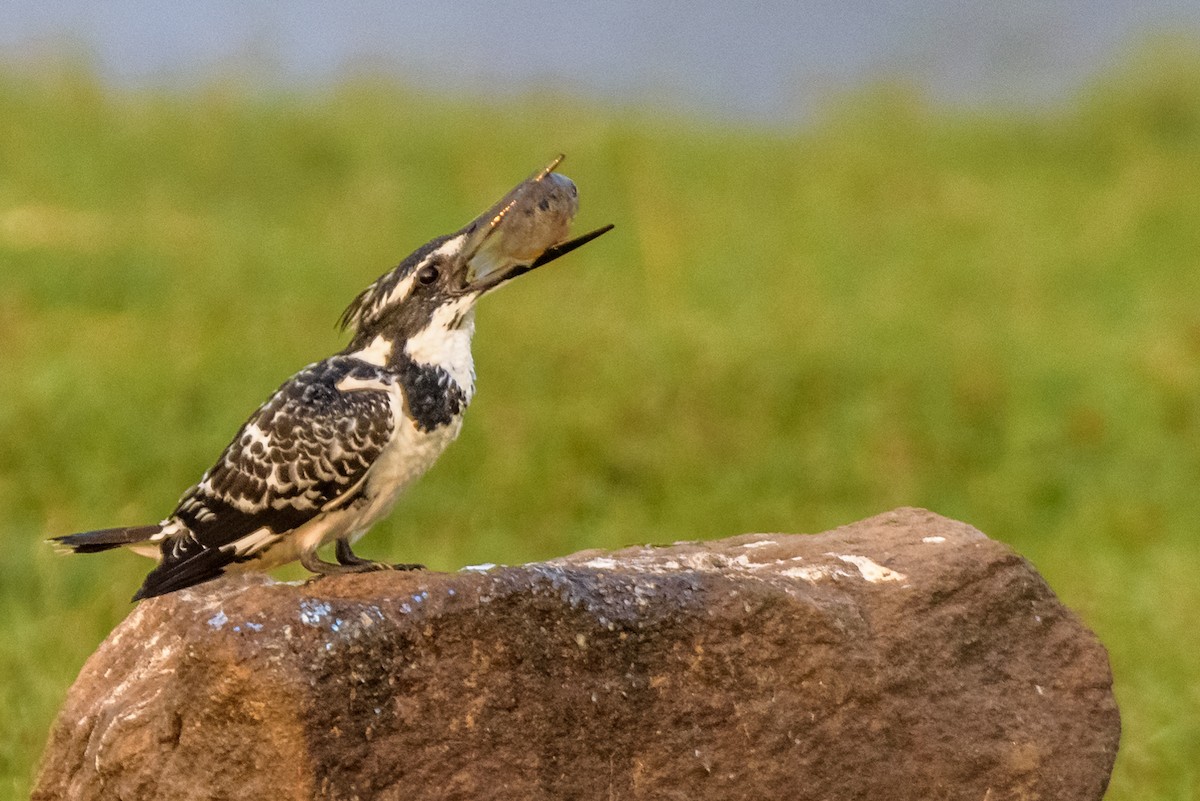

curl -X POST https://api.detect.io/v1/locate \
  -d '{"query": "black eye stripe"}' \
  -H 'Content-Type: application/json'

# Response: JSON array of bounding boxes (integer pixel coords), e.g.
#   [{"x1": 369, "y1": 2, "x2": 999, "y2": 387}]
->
[{"x1": 417, "y1": 265, "x2": 439, "y2": 285}]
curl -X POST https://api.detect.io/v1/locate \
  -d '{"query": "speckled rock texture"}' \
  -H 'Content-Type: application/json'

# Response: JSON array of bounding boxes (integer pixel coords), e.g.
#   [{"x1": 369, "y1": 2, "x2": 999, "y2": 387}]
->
[{"x1": 35, "y1": 508, "x2": 1119, "y2": 801}]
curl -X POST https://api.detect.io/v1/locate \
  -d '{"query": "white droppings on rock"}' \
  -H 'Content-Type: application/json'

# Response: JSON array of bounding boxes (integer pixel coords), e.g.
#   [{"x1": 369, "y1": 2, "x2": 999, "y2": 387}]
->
[
  {"x1": 836, "y1": 554, "x2": 907, "y2": 583},
  {"x1": 461, "y1": 563, "x2": 497, "y2": 573},
  {"x1": 550, "y1": 538, "x2": 912, "y2": 590},
  {"x1": 740, "y1": 540, "x2": 777, "y2": 550},
  {"x1": 557, "y1": 544, "x2": 848, "y2": 582},
  {"x1": 922, "y1": 536, "x2": 947, "y2": 544},
  {"x1": 780, "y1": 564, "x2": 848, "y2": 582}
]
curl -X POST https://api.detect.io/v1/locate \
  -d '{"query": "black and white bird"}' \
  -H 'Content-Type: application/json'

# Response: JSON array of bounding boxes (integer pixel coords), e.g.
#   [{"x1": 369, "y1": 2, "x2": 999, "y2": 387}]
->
[{"x1": 53, "y1": 156, "x2": 612, "y2": 601}]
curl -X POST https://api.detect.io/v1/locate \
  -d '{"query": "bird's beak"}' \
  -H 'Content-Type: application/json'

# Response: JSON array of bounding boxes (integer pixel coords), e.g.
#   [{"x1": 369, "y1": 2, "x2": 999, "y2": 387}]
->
[{"x1": 455, "y1": 155, "x2": 613, "y2": 295}]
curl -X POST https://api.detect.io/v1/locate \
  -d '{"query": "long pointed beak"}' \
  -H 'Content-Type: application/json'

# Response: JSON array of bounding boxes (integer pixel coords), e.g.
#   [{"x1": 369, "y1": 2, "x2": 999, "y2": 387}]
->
[
  {"x1": 456, "y1": 155, "x2": 613, "y2": 294},
  {"x1": 495, "y1": 223, "x2": 616, "y2": 285}
]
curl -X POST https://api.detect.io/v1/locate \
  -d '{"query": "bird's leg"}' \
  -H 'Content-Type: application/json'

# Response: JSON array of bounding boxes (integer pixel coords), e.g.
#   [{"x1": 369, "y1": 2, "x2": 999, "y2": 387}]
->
[
  {"x1": 333, "y1": 538, "x2": 386, "y2": 569},
  {"x1": 299, "y1": 548, "x2": 359, "y2": 575},
  {"x1": 335, "y1": 538, "x2": 425, "y2": 572},
  {"x1": 299, "y1": 546, "x2": 388, "y2": 576}
]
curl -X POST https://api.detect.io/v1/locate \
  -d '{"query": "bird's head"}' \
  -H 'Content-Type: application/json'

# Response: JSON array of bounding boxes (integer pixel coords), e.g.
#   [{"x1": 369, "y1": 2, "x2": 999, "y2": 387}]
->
[{"x1": 340, "y1": 155, "x2": 612, "y2": 360}]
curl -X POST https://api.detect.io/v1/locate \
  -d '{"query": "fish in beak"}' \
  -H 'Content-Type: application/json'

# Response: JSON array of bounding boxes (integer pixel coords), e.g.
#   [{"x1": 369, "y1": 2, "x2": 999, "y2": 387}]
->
[{"x1": 455, "y1": 154, "x2": 614, "y2": 295}]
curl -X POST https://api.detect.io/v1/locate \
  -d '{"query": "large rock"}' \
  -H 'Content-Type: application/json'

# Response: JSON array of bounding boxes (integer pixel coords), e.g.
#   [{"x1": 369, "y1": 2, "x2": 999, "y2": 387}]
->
[{"x1": 35, "y1": 508, "x2": 1119, "y2": 801}]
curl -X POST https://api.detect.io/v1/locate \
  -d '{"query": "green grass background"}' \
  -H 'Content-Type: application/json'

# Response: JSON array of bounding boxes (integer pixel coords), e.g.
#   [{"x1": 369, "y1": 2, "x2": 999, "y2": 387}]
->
[{"x1": 3, "y1": 46, "x2": 1200, "y2": 799}]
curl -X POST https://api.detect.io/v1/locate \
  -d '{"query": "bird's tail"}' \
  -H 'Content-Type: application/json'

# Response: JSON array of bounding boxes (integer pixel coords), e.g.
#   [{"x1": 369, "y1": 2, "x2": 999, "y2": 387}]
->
[{"x1": 50, "y1": 524, "x2": 162, "y2": 554}]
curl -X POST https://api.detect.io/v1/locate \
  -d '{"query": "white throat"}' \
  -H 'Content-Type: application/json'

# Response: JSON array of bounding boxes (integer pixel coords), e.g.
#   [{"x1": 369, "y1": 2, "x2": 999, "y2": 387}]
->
[{"x1": 404, "y1": 300, "x2": 476, "y2": 395}]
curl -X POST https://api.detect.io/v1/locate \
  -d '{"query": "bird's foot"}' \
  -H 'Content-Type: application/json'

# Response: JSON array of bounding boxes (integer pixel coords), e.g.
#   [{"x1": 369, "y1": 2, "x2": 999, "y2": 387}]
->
[
  {"x1": 301, "y1": 547, "x2": 381, "y2": 576},
  {"x1": 330, "y1": 540, "x2": 424, "y2": 573},
  {"x1": 332, "y1": 559, "x2": 424, "y2": 573}
]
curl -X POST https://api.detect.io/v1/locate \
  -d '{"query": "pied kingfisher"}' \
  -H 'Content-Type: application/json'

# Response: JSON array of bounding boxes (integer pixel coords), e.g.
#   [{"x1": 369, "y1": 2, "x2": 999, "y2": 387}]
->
[{"x1": 53, "y1": 156, "x2": 612, "y2": 601}]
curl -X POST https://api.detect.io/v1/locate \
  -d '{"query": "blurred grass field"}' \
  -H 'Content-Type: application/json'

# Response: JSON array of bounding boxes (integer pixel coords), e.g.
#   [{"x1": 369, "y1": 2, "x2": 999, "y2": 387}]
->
[{"x1": 3, "y1": 47, "x2": 1200, "y2": 799}]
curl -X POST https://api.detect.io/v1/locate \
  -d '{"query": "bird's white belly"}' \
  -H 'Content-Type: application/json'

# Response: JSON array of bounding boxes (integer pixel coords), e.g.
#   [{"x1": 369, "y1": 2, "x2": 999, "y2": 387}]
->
[{"x1": 356, "y1": 411, "x2": 464, "y2": 531}]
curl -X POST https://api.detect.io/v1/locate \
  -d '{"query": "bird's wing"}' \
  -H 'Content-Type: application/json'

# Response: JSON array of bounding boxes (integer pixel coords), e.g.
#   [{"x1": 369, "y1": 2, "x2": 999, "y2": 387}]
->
[{"x1": 135, "y1": 358, "x2": 395, "y2": 599}]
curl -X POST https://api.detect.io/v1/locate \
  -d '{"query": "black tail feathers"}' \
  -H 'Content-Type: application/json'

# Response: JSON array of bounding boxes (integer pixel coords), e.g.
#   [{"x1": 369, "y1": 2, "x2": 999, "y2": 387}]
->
[
  {"x1": 51, "y1": 525, "x2": 161, "y2": 554},
  {"x1": 132, "y1": 545, "x2": 236, "y2": 602},
  {"x1": 50, "y1": 523, "x2": 229, "y2": 603}
]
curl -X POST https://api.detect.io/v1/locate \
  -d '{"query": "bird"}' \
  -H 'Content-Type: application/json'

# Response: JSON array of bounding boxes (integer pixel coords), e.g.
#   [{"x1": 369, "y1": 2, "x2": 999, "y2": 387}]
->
[{"x1": 51, "y1": 155, "x2": 612, "y2": 601}]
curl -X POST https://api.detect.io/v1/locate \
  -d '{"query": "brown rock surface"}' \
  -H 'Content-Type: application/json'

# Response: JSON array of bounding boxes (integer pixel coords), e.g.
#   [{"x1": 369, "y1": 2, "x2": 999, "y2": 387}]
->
[{"x1": 35, "y1": 508, "x2": 1119, "y2": 801}]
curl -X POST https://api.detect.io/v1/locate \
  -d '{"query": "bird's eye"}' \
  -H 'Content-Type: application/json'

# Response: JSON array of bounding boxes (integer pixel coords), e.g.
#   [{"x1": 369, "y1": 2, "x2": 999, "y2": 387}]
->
[{"x1": 417, "y1": 265, "x2": 439, "y2": 285}]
